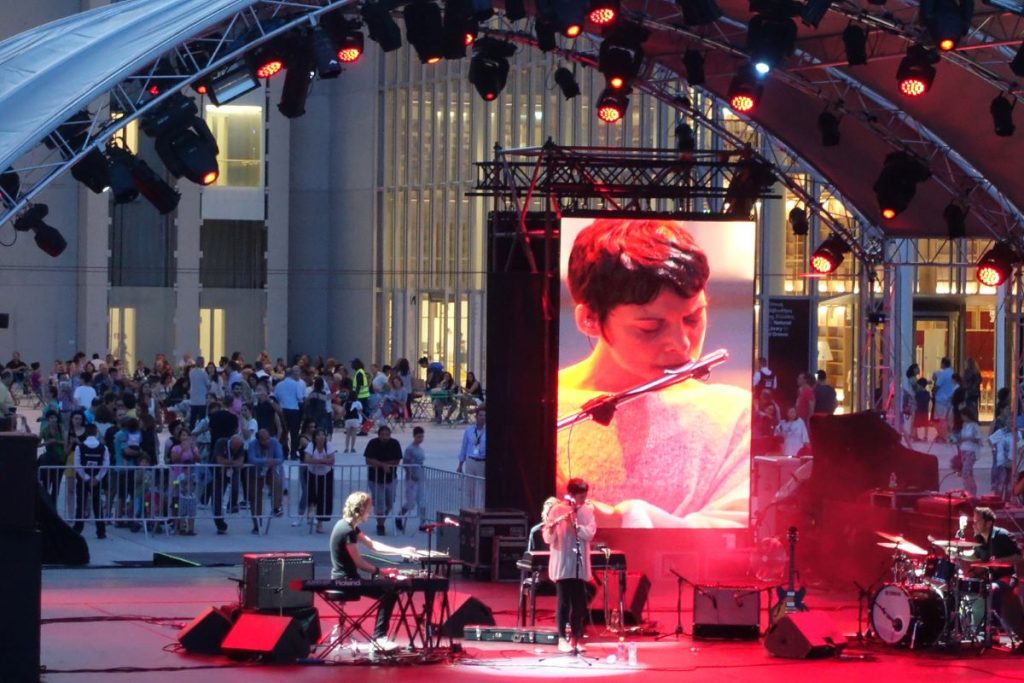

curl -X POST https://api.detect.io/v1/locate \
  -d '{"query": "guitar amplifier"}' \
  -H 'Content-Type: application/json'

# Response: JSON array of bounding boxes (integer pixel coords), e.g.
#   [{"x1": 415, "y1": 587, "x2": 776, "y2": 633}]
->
[
  {"x1": 692, "y1": 585, "x2": 761, "y2": 640},
  {"x1": 242, "y1": 553, "x2": 314, "y2": 611}
]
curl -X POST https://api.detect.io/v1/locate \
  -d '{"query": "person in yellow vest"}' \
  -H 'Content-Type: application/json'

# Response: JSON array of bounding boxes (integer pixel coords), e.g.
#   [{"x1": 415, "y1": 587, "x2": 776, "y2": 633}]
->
[{"x1": 352, "y1": 359, "x2": 371, "y2": 435}]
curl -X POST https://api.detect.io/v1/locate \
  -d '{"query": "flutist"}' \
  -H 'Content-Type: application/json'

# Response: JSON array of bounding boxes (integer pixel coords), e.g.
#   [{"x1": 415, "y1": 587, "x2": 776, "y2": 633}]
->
[{"x1": 543, "y1": 478, "x2": 597, "y2": 653}]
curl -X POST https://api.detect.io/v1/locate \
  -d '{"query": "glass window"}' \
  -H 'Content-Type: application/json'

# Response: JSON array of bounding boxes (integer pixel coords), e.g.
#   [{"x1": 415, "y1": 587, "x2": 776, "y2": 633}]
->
[{"x1": 203, "y1": 104, "x2": 263, "y2": 187}]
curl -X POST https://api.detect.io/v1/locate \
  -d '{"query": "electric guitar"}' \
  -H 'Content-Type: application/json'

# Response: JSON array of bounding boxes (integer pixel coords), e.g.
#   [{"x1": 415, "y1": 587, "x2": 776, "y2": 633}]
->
[{"x1": 772, "y1": 526, "x2": 807, "y2": 623}]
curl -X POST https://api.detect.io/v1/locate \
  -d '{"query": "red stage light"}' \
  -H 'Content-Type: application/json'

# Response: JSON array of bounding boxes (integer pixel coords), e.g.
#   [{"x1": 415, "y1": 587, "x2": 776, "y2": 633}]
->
[
  {"x1": 338, "y1": 47, "x2": 362, "y2": 63},
  {"x1": 730, "y1": 94, "x2": 756, "y2": 113},
  {"x1": 609, "y1": 76, "x2": 625, "y2": 89},
  {"x1": 201, "y1": 170, "x2": 219, "y2": 186},
  {"x1": 597, "y1": 105, "x2": 622, "y2": 122},
  {"x1": 148, "y1": 84, "x2": 161, "y2": 96},
  {"x1": 977, "y1": 263, "x2": 1005, "y2": 287},
  {"x1": 938, "y1": 38, "x2": 955, "y2": 51},
  {"x1": 565, "y1": 24, "x2": 582, "y2": 38},
  {"x1": 810, "y1": 253, "x2": 838, "y2": 274},
  {"x1": 464, "y1": 32, "x2": 475, "y2": 46},
  {"x1": 426, "y1": 56, "x2": 442, "y2": 64},
  {"x1": 255, "y1": 60, "x2": 284, "y2": 79},
  {"x1": 881, "y1": 207, "x2": 896, "y2": 220},
  {"x1": 589, "y1": 7, "x2": 616, "y2": 24},
  {"x1": 195, "y1": 83, "x2": 208, "y2": 95},
  {"x1": 976, "y1": 243, "x2": 1016, "y2": 287},
  {"x1": 899, "y1": 77, "x2": 928, "y2": 97}
]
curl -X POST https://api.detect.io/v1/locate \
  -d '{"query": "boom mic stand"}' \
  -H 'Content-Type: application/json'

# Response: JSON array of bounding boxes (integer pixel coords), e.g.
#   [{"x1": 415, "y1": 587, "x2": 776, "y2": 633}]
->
[{"x1": 656, "y1": 568, "x2": 686, "y2": 640}]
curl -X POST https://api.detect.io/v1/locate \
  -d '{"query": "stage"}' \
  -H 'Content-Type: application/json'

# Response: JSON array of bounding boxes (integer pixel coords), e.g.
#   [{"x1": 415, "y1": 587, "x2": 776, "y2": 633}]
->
[{"x1": 39, "y1": 562, "x2": 1023, "y2": 682}]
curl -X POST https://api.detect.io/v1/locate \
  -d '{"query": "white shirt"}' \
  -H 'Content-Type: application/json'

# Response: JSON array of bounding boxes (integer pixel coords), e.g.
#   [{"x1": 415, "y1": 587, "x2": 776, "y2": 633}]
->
[
  {"x1": 304, "y1": 442, "x2": 337, "y2": 476},
  {"x1": 73, "y1": 385, "x2": 97, "y2": 410},
  {"x1": 776, "y1": 418, "x2": 809, "y2": 457},
  {"x1": 541, "y1": 501, "x2": 597, "y2": 582}
]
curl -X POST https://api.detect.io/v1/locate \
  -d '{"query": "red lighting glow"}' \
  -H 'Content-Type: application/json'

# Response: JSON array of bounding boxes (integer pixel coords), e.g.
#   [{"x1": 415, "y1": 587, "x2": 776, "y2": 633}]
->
[
  {"x1": 881, "y1": 207, "x2": 896, "y2": 220},
  {"x1": 255, "y1": 60, "x2": 284, "y2": 79},
  {"x1": 148, "y1": 84, "x2": 161, "y2": 96},
  {"x1": 565, "y1": 24, "x2": 582, "y2": 38},
  {"x1": 195, "y1": 83, "x2": 208, "y2": 95},
  {"x1": 589, "y1": 7, "x2": 616, "y2": 24},
  {"x1": 977, "y1": 264, "x2": 1005, "y2": 287},
  {"x1": 730, "y1": 94, "x2": 755, "y2": 113},
  {"x1": 201, "y1": 170, "x2": 219, "y2": 186},
  {"x1": 426, "y1": 56, "x2": 442, "y2": 64},
  {"x1": 464, "y1": 33, "x2": 475, "y2": 46},
  {"x1": 609, "y1": 76, "x2": 624, "y2": 89},
  {"x1": 338, "y1": 47, "x2": 362, "y2": 63},
  {"x1": 938, "y1": 38, "x2": 955, "y2": 51},
  {"x1": 810, "y1": 253, "x2": 838, "y2": 274},
  {"x1": 899, "y1": 77, "x2": 928, "y2": 97},
  {"x1": 597, "y1": 104, "x2": 623, "y2": 123}
]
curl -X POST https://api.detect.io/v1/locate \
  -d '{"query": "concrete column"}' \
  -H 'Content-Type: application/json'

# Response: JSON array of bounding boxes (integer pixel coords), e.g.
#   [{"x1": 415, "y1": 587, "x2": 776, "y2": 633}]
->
[
  {"x1": 173, "y1": 182, "x2": 201, "y2": 363},
  {"x1": 76, "y1": 189, "x2": 109, "y2": 356},
  {"x1": 265, "y1": 80, "x2": 290, "y2": 360}
]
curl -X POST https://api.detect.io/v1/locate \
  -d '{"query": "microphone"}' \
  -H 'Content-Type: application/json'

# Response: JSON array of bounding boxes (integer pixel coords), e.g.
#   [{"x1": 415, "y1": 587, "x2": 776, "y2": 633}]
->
[
  {"x1": 443, "y1": 516, "x2": 461, "y2": 527},
  {"x1": 564, "y1": 495, "x2": 578, "y2": 506}
]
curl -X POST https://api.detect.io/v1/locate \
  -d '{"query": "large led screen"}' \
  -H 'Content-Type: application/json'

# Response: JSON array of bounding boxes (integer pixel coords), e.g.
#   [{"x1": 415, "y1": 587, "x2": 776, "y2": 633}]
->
[{"x1": 557, "y1": 217, "x2": 755, "y2": 528}]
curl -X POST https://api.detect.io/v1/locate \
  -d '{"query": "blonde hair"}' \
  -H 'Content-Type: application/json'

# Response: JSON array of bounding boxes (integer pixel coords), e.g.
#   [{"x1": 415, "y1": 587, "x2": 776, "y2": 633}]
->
[{"x1": 343, "y1": 491, "x2": 372, "y2": 522}]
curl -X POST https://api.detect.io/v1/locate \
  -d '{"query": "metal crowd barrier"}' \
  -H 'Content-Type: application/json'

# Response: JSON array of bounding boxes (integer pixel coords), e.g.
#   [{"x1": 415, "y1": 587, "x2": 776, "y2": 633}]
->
[{"x1": 37, "y1": 462, "x2": 484, "y2": 536}]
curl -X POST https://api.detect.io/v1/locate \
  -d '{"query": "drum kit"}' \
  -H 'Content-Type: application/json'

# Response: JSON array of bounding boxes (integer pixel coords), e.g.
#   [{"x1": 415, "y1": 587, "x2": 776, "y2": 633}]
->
[{"x1": 868, "y1": 531, "x2": 1013, "y2": 650}]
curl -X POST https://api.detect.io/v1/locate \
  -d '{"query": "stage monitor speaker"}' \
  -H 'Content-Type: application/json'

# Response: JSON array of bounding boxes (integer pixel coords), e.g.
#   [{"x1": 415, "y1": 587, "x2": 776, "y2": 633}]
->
[
  {"x1": 178, "y1": 606, "x2": 235, "y2": 654},
  {"x1": 242, "y1": 552, "x2": 314, "y2": 611},
  {"x1": 692, "y1": 585, "x2": 760, "y2": 640},
  {"x1": 441, "y1": 593, "x2": 495, "y2": 637},
  {"x1": 0, "y1": 530, "x2": 40, "y2": 682},
  {"x1": 221, "y1": 613, "x2": 310, "y2": 663},
  {"x1": 764, "y1": 612, "x2": 846, "y2": 659},
  {"x1": 591, "y1": 572, "x2": 651, "y2": 626}
]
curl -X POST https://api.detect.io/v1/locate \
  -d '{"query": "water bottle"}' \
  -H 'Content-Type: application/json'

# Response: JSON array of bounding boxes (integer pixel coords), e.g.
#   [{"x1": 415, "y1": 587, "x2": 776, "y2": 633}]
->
[
  {"x1": 627, "y1": 640, "x2": 638, "y2": 665},
  {"x1": 616, "y1": 637, "x2": 626, "y2": 662}
]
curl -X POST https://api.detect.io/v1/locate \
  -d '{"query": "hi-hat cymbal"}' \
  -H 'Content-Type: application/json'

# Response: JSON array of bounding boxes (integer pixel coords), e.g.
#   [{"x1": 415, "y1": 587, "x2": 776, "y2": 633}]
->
[
  {"x1": 930, "y1": 538, "x2": 979, "y2": 550},
  {"x1": 877, "y1": 541, "x2": 928, "y2": 555},
  {"x1": 876, "y1": 531, "x2": 913, "y2": 544}
]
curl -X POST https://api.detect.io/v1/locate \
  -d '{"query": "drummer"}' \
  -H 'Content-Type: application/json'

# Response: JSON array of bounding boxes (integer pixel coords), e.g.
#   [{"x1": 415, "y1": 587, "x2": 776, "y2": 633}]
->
[{"x1": 964, "y1": 506, "x2": 1024, "y2": 646}]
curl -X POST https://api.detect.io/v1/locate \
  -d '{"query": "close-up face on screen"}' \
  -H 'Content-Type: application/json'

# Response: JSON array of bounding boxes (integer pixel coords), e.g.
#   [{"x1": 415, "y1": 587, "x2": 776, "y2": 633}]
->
[{"x1": 556, "y1": 217, "x2": 755, "y2": 529}]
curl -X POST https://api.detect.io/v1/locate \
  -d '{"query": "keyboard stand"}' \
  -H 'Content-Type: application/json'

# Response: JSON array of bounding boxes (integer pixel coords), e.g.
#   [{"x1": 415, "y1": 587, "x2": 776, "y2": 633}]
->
[{"x1": 315, "y1": 590, "x2": 387, "y2": 660}]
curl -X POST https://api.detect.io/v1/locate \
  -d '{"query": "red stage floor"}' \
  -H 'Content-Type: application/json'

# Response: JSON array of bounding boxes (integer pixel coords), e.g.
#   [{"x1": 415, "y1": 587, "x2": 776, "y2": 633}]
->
[{"x1": 39, "y1": 565, "x2": 1024, "y2": 682}]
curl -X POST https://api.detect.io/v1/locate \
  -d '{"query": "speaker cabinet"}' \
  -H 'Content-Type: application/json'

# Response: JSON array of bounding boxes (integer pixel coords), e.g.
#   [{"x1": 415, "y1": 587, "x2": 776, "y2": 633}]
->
[
  {"x1": 764, "y1": 612, "x2": 846, "y2": 658},
  {"x1": 692, "y1": 586, "x2": 761, "y2": 640},
  {"x1": 241, "y1": 552, "x2": 314, "y2": 611},
  {"x1": 441, "y1": 593, "x2": 495, "y2": 637},
  {"x1": 178, "y1": 606, "x2": 235, "y2": 654},
  {"x1": 0, "y1": 530, "x2": 40, "y2": 682},
  {"x1": 0, "y1": 433, "x2": 39, "y2": 530},
  {"x1": 221, "y1": 613, "x2": 311, "y2": 662}
]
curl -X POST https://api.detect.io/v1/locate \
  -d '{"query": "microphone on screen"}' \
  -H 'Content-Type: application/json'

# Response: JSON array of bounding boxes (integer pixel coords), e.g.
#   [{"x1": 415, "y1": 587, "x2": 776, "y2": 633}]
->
[{"x1": 443, "y1": 516, "x2": 461, "y2": 527}]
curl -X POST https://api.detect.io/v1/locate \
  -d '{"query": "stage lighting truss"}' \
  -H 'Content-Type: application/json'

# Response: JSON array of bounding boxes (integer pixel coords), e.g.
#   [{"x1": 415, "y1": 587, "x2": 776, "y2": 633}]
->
[
  {"x1": 727, "y1": 65, "x2": 763, "y2": 114},
  {"x1": 810, "y1": 234, "x2": 850, "y2": 274},
  {"x1": 588, "y1": 0, "x2": 620, "y2": 26},
  {"x1": 897, "y1": 45, "x2": 939, "y2": 97},
  {"x1": 597, "y1": 24, "x2": 648, "y2": 90},
  {"x1": 676, "y1": 0, "x2": 723, "y2": 26},
  {"x1": 976, "y1": 241, "x2": 1019, "y2": 286},
  {"x1": 596, "y1": 87, "x2": 630, "y2": 122},
  {"x1": 468, "y1": 37, "x2": 516, "y2": 101},
  {"x1": 872, "y1": 150, "x2": 931, "y2": 220},
  {"x1": 405, "y1": 1, "x2": 446, "y2": 64},
  {"x1": 723, "y1": 159, "x2": 776, "y2": 218}
]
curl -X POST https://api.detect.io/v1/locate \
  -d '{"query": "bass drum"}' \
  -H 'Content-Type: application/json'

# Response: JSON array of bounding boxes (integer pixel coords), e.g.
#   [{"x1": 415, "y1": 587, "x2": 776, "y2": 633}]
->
[{"x1": 870, "y1": 583, "x2": 946, "y2": 648}]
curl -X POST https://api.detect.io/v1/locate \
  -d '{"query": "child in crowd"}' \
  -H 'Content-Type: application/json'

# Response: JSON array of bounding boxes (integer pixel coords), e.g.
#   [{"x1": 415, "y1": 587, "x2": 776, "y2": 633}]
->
[{"x1": 170, "y1": 432, "x2": 199, "y2": 535}]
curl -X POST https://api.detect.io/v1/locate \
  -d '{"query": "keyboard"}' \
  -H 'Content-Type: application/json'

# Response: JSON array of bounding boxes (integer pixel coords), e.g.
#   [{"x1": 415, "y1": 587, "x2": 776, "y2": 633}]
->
[
  {"x1": 517, "y1": 549, "x2": 627, "y2": 573},
  {"x1": 297, "y1": 575, "x2": 450, "y2": 595}
]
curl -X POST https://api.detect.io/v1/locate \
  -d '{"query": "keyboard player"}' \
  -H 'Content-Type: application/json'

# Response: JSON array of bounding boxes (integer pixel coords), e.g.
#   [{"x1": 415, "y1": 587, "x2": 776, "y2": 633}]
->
[{"x1": 330, "y1": 491, "x2": 419, "y2": 651}]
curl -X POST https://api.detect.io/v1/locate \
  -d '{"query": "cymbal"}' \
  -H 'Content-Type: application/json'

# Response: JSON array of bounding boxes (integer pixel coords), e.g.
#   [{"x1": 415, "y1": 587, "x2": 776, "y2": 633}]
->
[
  {"x1": 876, "y1": 531, "x2": 914, "y2": 544},
  {"x1": 930, "y1": 538, "x2": 979, "y2": 550},
  {"x1": 971, "y1": 561, "x2": 1013, "y2": 570},
  {"x1": 877, "y1": 541, "x2": 928, "y2": 555}
]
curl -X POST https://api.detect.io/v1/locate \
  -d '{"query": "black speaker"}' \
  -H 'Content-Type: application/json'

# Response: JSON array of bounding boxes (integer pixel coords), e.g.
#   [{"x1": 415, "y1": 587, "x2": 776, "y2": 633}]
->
[
  {"x1": 441, "y1": 593, "x2": 495, "y2": 637},
  {"x1": 178, "y1": 606, "x2": 235, "y2": 654},
  {"x1": 764, "y1": 612, "x2": 846, "y2": 659},
  {"x1": 0, "y1": 530, "x2": 40, "y2": 682},
  {"x1": 0, "y1": 433, "x2": 39, "y2": 530},
  {"x1": 221, "y1": 613, "x2": 311, "y2": 662},
  {"x1": 591, "y1": 572, "x2": 651, "y2": 626},
  {"x1": 0, "y1": 314, "x2": 9, "y2": 329}
]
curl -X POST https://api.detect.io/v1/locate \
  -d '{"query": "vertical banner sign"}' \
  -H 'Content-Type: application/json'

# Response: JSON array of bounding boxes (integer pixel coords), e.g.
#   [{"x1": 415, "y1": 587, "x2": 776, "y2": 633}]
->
[{"x1": 766, "y1": 297, "x2": 811, "y2": 411}]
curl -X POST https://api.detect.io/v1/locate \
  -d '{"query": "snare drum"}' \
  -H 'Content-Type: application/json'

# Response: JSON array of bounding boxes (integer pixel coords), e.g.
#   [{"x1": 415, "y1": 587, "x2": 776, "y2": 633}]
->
[
  {"x1": 956, "y1": 576, "x2": 986, "y2": 595},
  {"x1": 870, "y1": 583, "x2": 947, "y2": 648},
  {"x1": 925, "y1": 555, "x2": 955, "y2": 584}
]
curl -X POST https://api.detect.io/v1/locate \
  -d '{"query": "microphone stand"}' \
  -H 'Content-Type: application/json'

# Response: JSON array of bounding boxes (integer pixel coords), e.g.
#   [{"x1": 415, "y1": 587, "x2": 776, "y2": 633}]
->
[
  {"x1": 656, "y1": 568, "x2": 686, "y2": 640},
  {"x1": 539, "y1": 502, "x2": 594, "y2": 666},
  {"x1": 557, "y1": 350, "x2": 729, "y2": 430}
]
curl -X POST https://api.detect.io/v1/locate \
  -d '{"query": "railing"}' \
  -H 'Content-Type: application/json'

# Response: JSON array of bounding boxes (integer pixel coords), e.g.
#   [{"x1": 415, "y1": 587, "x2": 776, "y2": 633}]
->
[{"x1": 37, "y1": 463, "x2": 484, "y2": 537}]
